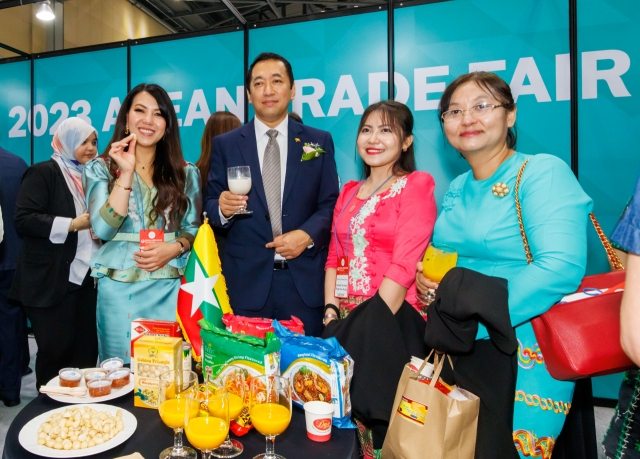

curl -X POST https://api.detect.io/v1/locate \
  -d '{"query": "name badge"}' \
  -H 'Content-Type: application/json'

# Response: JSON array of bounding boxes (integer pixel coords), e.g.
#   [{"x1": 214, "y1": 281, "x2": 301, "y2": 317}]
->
[
  {"x1": 140, "y1": 229, "x2": 164, "y2": 248},
  {"x1": 335, "y1": 256, "x2": 349, "y2": 298}
]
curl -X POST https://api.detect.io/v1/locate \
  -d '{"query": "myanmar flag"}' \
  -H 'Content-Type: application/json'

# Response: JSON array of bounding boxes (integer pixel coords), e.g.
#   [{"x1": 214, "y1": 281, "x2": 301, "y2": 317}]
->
[{"x1": 177, "y1": 217, "x2": 232, "y2": 361}]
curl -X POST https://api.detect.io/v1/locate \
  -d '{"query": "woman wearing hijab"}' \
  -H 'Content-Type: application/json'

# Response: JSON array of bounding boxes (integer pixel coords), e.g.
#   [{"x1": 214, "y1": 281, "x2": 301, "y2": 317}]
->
[{"x1": 11, "y1": 117, "x2": 101, "y2": 389}]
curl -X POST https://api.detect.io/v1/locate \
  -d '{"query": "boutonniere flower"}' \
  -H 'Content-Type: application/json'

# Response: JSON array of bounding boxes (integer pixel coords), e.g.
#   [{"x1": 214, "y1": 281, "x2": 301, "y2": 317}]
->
[
  {"x1": 301, "y1": 142, "x2": 326, "y2": 161},
  {"x1": 295, "y1": 138, "x2": 301, "y2": 143}
]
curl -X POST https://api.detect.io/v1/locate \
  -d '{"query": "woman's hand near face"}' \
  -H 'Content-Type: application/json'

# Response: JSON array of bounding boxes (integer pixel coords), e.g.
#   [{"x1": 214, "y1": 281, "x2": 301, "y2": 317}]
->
[
  {"x1": 133, "y1": 241, "x2": 181, "y2": 272},
  {"x1": 415, "y1": 261, "x2": 439, "y2": 295},
  {"x1": 108, "y1": 134, "x2": 137, "y2": 175}
]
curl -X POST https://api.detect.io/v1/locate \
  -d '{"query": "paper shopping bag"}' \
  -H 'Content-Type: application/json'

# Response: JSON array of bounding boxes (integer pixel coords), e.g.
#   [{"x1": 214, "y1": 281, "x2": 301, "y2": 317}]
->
[{"x1": 381, "y1": 354, "x2": 479, "y2": 459}]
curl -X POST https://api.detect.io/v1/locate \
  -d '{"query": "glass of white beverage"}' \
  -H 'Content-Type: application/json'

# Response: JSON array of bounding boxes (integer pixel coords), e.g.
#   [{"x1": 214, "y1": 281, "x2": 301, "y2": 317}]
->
[{"x1": 227, "y1": 166, "x2": 252, "y2": 215}]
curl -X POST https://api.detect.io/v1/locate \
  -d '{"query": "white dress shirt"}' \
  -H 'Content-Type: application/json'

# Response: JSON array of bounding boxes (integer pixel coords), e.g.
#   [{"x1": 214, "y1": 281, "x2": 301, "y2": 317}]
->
[
  {"x1": 220, "y1": 116, "x2": 289, "y2": 261},
  {"x1": 50, "y1": 216, "x2": 101, "y2": 285}
]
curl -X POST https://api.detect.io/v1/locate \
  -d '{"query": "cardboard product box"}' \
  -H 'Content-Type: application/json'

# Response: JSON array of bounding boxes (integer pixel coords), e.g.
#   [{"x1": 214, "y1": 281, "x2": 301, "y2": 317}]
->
[
  {"x1": 130, "y1": 318, "x2": 182, "y2": 372},
  {"x1": 133, "y1": 336, "x2": 182, "y2": 409}
]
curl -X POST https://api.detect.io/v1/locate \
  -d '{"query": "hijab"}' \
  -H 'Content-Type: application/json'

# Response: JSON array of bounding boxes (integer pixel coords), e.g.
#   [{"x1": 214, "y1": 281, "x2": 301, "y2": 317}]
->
[{"x1": 50, "y1": 117, "x2": 98, "y2": 213}]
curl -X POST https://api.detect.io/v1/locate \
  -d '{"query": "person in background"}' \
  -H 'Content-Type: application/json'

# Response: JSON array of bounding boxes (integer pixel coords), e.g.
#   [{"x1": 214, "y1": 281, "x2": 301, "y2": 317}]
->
[
  {"x1": 0, "y1": 145, "x2": 29, "y2": 406},
  {"x1": 83, "y1": 83, "x2": 201, "y2": 362},
  {"x1": 415, "y1": 72, "x2": 592, "y2": 458},
  {"x1": 288, "y1": 112, "x2": 303, "y2": 124},
  {"x1": 602, "y1": 179, "x2": 640, "y2": 458},
  {"x1": 196, "y1": 111, "x2": 242, "y2": 258},
  {"x1": 10, "y1": 118, "x2": 101, "y2": 389},
  {"x1": 323, "y1": 100, "x2": 436, "y2": 456},
  {"x1": 204, "y1": 52, "x2": 339, "y2": 337}
]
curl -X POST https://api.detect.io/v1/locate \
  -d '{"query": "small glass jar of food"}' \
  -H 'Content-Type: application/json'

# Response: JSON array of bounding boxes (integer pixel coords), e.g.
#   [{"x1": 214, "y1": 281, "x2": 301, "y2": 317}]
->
[
  {"x1": 84, "y1": 368, "x2": 108, "y2": 382},
  {"x1": 108, "y1": 368, "x2": 131, "y2": 389},
  {"x1": 100, "y1": 357, "x2": 124, "y2": 372},
  {"x1": 87, "y1": 378, "x2": 112, "y2": 398},
  {"x1": 58, "y1": 368, "x2": 83, "y2": 387}
]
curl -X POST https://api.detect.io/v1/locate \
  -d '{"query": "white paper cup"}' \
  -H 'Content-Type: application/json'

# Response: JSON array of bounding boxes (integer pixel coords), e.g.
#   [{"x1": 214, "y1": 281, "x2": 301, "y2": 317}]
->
[{"x1": 303, "y1": 401, "x2": 334, "y2": 442}]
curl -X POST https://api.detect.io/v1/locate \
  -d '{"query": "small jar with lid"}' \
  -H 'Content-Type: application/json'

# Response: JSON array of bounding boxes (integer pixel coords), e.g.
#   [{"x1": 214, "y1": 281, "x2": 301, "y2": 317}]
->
[
  {"x1": 84, "y1": 368, "x2": 108, "y2": 382},
  {"x1": 87, "y1": 378, "x2": 112, "y2": 397},
  {"x1": 58, "y1": 368, "x2": 83, "y2": 387},
  {"x1": 108, "y1": 368, "x2": 131, "y2": 389},
  {"x1": 100, "y1": 357, "x2": 124, "y2": 372}
]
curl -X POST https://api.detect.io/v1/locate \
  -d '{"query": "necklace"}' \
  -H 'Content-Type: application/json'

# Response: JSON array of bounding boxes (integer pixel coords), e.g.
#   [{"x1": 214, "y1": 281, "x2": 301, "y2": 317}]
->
[
  {"x1": 136, "y1": 161, "x2": 153, "y2": 171},
  {"x1": 348, "y1": 175, "x2": 395, "y2": 212}
]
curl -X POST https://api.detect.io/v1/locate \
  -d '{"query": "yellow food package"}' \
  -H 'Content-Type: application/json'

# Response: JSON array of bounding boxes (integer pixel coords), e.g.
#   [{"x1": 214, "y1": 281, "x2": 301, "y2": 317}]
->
[{"x1": 134, "y1": 336, "x2": 182, "y2": 409}]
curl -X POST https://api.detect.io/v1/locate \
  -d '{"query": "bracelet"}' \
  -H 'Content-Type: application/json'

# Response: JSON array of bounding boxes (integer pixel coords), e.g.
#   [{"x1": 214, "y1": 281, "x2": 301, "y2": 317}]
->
[
  {"x1": 324, "y1": 303, "x2": 340, "y2": 316},
  {"x1": 70, "y1": 220, "x2": 77, "y2": 232},
  {"x1": 114, "y1": 180, "x2": 132, "y2": 191}
]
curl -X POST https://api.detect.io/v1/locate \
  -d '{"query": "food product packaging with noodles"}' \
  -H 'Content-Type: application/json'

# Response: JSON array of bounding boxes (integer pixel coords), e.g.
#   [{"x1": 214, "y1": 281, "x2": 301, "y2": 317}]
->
[
  {"x1": 272, "y1": 321, "x2": 355, "y2": 429},
  {"x1": 199, "y1": 319, "x2": 282, "y2": 435}
]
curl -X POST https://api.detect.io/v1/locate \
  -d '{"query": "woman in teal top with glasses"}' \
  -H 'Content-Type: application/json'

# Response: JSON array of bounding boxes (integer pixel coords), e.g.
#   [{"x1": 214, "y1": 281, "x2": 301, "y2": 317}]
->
[
  {"x1": 83, "y1": 83, "x2": 201, "y2": 362},
  {"x1": 416, "y1": 72, "x2": 592, "y2": 458}
]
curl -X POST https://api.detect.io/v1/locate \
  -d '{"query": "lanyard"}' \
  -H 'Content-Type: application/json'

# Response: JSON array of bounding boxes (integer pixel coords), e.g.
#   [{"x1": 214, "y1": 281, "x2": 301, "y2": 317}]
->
[
  {"x1": 134, "y1": 172, "x2": 146, "y2": 230},
  {"x1": 333, "y1": 175, "x2": 394, "y2": 259}
]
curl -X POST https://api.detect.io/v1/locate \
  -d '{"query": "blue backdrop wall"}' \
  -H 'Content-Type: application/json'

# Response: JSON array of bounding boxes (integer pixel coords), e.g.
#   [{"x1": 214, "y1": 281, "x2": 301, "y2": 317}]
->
[{"x1": 0, "y1": 0, "x2": 637, "y2": 398}]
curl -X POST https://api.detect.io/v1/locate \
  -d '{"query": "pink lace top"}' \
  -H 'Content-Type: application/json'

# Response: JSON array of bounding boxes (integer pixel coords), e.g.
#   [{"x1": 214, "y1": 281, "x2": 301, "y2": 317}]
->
[{"x1": 326, "y1": 171, "x2": 437, "y2": 312}]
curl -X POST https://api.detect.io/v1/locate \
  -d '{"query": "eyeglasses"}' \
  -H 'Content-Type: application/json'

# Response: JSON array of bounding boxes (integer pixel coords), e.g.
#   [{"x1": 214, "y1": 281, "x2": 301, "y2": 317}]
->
[{"x1": 441, "y1": 103, "x2": 504, "y2": 123}]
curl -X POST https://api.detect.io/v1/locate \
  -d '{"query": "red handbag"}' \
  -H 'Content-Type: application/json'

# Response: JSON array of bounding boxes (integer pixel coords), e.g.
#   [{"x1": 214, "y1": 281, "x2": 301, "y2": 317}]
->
[{"x1": 515, "y1": 160, "x2": 634, "y2": 380}]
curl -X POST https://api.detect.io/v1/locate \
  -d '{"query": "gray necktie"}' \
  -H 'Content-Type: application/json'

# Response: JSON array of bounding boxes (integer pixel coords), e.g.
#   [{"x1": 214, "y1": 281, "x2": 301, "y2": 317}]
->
[{"x1": 262, "y1": 129, "x2": 282, "y2": 237}]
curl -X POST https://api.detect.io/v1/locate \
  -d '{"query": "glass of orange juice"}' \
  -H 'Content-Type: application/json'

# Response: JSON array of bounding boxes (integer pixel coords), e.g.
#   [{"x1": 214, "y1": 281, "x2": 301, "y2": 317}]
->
[
  {"x1": 250, "y1": 375, "x2": 292, "y2": 459},
  {"x1": 207, "y1": 365, "x2": 246, "y2": 458},
  {"x1": 158, "y1": 370, "x2": 200, "y2": 459},
  {"x1": 185, "y1": 389, "x2": 229, "y2": 459},
  {"x1": 418, "y1": 243, "x2": 458, "y2": 305}
]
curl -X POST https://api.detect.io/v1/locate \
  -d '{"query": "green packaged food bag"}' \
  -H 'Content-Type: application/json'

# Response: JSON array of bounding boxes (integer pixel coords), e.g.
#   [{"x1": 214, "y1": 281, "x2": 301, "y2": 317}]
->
[
  {"x1": 199, "y1": 319, "x2": 282, "y2": 436},
  {"x1": 200, "y1": 319, "x2": 281, "y2": 376}
]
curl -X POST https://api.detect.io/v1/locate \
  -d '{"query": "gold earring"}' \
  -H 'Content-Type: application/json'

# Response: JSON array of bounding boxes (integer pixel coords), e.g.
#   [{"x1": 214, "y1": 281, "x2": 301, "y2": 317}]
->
[{"x1": 124, "y1": 123, "x2": 129, "y2": 135}]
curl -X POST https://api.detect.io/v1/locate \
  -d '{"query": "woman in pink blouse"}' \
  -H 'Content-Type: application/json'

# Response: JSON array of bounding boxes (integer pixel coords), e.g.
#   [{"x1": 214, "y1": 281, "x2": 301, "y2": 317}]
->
[
  {"x1": 324, "y1": 100, "x2": 437, "y2": 321},
  {"x1": 323, "y1": 100, "x2": 437, "y2": 458}
]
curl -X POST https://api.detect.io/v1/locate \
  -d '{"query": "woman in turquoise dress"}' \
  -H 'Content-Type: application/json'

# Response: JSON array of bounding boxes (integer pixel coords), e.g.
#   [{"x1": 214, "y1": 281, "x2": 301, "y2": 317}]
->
[
  {"x1": 83, "y1": 83, "x2": 201, "y2": 362},
  {"x1": 416, "y1": 72, "x2": 592, "y2": 458}
]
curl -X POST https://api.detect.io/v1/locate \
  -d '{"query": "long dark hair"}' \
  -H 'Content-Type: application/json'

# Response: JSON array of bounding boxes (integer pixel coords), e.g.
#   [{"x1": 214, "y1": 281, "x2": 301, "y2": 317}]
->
[
  {"x1": 439, "y1": 72, "x2": 517, "y2": 149},
  {"x1": 196, "y1": 111, "x2": 242, "y2": 183},
  {"x1": 357, "y1": 100, "x2": 416, "y2": 178},
  {"x1": 99, "y1": 83, "x2": 188, "y2": 228}
]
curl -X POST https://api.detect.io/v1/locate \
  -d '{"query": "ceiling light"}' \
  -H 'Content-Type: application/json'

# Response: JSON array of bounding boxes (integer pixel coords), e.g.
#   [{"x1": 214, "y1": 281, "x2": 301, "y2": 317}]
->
[{"x1": 36, "y1": 1, "x2": 55, "y2": 21}]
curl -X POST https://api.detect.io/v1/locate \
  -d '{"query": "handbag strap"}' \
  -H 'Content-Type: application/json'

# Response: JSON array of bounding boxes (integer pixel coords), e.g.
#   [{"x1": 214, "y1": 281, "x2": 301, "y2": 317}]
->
[
  {"x1": 589, "y1": 213, "x2": 625, "y2": 271},
  {"x1": 515, "y1": 160, "x2": 533, "y2": 264},
  {"x1": 514, "y1": 160, "x2": 624, "y2": 271}
]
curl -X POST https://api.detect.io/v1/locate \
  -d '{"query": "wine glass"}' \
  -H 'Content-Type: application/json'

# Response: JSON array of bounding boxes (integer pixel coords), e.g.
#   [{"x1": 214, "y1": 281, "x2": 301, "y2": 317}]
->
[
  {"x1": 227, "y1": 166, "x2": 253, "y2": 215},
  {"x1": 208, "y1": 365, "x2": 246, "y2": 458},
  {"x1": 417, "y1": 243, "x2": 458, "y2": 305},
  {"x1": 250, "y1": 375, "x2": 292, "y2": 459},
  {"x1": 185, "y1": 388, "x2": 229, "y2": 459},
  {"x1": 158, "y1": 370, "x2": 200, "y2": 459}
]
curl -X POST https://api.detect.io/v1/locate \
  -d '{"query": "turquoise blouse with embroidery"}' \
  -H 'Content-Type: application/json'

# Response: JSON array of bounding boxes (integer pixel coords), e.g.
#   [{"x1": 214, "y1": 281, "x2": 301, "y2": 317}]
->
[
  {"x1": 434, "y1": 152, "x2": 593, "y2": 339},
  {"x1": 82, "y1": 158, "x2": 202, "y2": 281}
]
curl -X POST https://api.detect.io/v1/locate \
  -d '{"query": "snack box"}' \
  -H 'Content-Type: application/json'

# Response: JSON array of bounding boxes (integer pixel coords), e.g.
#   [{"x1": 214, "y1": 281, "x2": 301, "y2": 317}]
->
[
  {"x1": 133, "y1": 335, "x2": 182, "y2": 409},
  {"x1": 130, "y1": 318, "x2": 182, "y2": 372}
]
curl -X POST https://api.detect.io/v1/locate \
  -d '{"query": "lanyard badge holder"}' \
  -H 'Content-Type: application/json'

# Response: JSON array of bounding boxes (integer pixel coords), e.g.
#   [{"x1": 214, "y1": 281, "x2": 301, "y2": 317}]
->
[
  {"x1": 333, "y1": 175, "x2": 395, "y2": 299},
  {"x1": 135, "y1": 173, "x2": 164, "y2": 247}
]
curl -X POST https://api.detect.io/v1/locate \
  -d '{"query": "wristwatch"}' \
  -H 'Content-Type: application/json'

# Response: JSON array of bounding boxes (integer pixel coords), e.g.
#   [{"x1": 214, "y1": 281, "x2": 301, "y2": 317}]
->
[
  {"x1": 323, "y1": 313, "x2": 338, "y2": 326},
  {"x1": 175, "y1": 240, "x2": 185, "y2": 258}
]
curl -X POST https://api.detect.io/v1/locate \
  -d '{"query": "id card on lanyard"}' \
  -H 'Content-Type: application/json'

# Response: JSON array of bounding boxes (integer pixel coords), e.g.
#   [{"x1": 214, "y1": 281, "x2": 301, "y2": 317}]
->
[
  {"x1": 135, "y1": 173, "x2": 165, "y2": 247},
  {"x1": 335, "y1": 256, "x2": 349, "y2": 298},
  {"x1": 333, "y1": 175, "x2": 394, "y2": 299}
]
